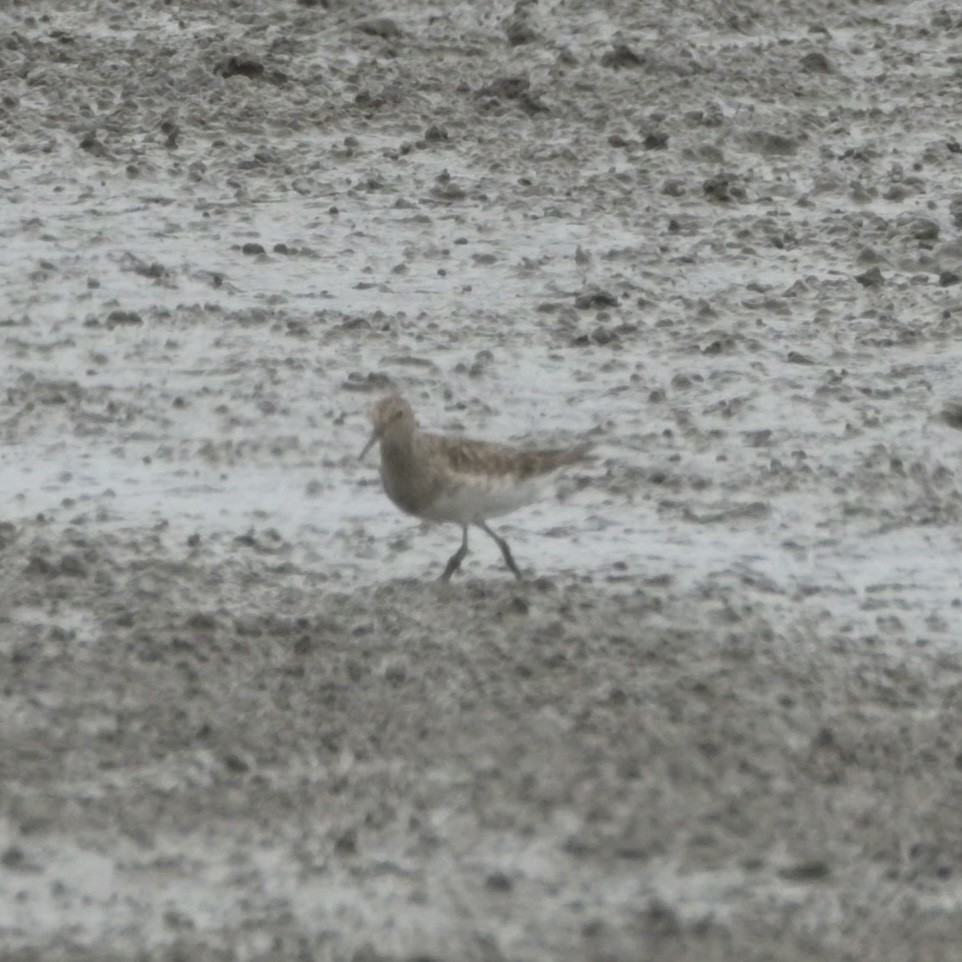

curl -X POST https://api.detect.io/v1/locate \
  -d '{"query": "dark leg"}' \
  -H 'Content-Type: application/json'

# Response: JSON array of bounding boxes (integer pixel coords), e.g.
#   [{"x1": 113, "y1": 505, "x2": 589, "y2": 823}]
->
[
  {"x1": 478, "y1": 521, "x2": 523, "y2": 580},
  {"x1": 439, "y1": 525, "x2": 470, "y2": 582}
]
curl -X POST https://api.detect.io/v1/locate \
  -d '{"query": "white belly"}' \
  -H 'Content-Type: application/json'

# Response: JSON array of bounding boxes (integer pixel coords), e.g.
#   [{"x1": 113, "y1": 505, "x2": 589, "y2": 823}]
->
[{"x1": 421, "y1": 474, "x2": 548, "y2": 524}]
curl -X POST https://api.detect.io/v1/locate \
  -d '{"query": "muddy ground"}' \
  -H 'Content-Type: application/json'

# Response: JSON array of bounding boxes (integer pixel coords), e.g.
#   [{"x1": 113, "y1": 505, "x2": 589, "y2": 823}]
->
[{"x1": 3, "y1": 0, "x2": 962, "y2": 958}]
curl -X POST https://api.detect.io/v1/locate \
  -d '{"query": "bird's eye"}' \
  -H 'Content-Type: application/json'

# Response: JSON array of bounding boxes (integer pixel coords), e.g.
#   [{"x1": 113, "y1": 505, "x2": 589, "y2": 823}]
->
[{"x1": 393, "y1": 409, "x2": 404, "y2": 420}]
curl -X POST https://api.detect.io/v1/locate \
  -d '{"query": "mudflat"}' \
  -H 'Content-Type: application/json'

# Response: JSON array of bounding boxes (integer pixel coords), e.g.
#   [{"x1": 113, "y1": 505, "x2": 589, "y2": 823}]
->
[{"x1": 3, "y1": 1, "x2": 962, "y2": 959}]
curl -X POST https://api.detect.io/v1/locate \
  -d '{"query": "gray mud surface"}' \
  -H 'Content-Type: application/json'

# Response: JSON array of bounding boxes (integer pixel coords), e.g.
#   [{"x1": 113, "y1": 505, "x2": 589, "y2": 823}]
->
[{"x1": 4, "y1": 0, "x2": 962, "y2": 958}]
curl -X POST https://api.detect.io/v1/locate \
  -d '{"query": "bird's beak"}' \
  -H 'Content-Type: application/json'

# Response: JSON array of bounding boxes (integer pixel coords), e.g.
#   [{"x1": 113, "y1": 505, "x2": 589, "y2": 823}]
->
[{"x1": 359, "y1": 425, "x2": 382, "y2": 461}]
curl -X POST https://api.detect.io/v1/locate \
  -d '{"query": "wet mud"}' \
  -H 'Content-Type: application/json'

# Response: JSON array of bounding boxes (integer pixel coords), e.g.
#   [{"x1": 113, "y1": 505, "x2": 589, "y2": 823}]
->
[{"x1": 3, "y1": 0, "x2": 962, "y2": 958}]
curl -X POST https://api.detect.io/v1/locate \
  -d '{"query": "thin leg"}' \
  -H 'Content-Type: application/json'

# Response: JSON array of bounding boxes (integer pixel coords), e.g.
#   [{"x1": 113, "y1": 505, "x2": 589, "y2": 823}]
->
[
  {"x1": 478, "y1": 521, "x2": 523, "y2": 581},
  {"x1": 439, "y1": 525, "x2": 470, "y2": 582}
]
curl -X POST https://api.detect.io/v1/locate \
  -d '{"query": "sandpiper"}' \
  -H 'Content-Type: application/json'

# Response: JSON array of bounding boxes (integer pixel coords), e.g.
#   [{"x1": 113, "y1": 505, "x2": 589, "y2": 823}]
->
[{"x1": 360, "y1": 395, "x2": 591, "y2": 581}]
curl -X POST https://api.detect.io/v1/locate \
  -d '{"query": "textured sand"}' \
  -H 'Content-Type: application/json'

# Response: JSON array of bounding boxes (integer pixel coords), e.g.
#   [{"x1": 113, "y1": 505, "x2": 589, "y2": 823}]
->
[{"x1": 3, "y1": 0, "x2": 962, "y2": 958}]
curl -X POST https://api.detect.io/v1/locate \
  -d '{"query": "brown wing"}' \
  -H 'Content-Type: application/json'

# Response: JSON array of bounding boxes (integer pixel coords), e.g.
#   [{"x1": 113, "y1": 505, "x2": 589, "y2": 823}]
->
[{"x1": 421, "y1": 432, "x2": 592, "y2": 479}]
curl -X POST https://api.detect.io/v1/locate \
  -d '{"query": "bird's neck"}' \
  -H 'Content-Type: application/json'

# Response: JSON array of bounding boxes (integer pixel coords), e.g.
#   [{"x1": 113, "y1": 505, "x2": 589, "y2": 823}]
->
[{"x1": 380, "y1": 434, "x2": 417, "y2": 465}]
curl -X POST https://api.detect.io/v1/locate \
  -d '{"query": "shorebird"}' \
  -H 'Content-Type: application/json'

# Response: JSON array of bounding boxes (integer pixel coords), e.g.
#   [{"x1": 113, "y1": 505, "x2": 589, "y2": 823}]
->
[{"x1": 360, "y1": 395, "x2": 591, "y2": 581}]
